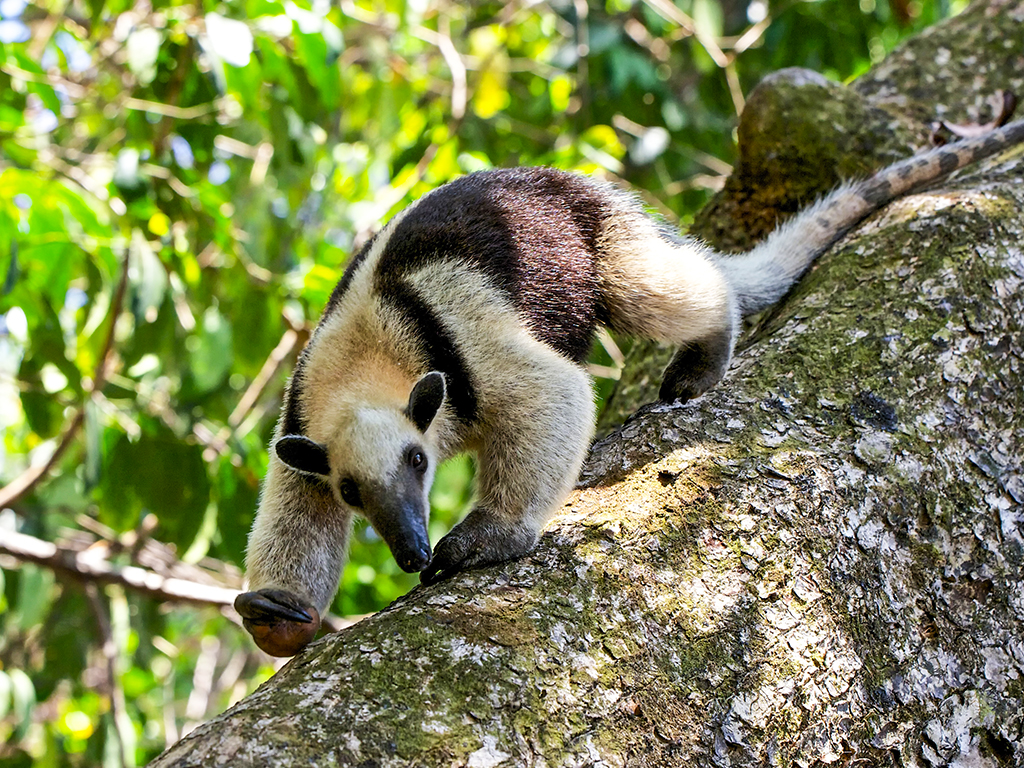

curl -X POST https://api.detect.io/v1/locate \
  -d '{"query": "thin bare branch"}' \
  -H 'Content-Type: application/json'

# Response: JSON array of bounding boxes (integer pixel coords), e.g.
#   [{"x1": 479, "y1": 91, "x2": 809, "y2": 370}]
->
[
  {"x1": 596, "y1": 327, "x2": 625, "y2": 368},
  {"x1": 416, "y1": 22, "x2": 467, "y2": 121},
  {"x1": 0, "y1": 64, "x2": 222, "y2": 121},
  {"x1": 1, "y1": 529, "x2": 241, "y2": 607},
  {"x1": 228, "y1": 327, "x2": 305, "y2": 429},
  {"x1": 121, "y1": 97, "x2": 223, "y2": 120},
  {"x1": 0, "y1": 410, "x2": 85, "y2": 511},
  {"x1": 26, "y1": 0, "x2": 68, "y2": 61},
  {"x1": 731, "y1": 16, "x2": 773, "y2": 55},
  {"x1": 184, "y1": 636, "x2": 220, "y2": 729},
  {"x1": 725, "y1": 61, "x2": 746, "y2": 116},
  {"x1": 623, "y1": 17, "x2": 671, "y2": 62},
  {"x1": 642, "y1": 0, "x2": 729, "y2": 68}
]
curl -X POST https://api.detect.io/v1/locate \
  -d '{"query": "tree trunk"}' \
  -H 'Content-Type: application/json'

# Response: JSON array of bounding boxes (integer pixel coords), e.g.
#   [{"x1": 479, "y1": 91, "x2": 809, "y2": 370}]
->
[{"x1": 151, "y1": 3, "x2": 1024, "y2": 766}]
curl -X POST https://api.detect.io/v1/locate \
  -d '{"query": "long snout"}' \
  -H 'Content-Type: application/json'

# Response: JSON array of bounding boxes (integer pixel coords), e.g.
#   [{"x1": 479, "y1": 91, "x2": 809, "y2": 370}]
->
[
  {"x1": 394, "y1": 536, "x2": 432, "y2": 573},
  {"x1": 390, "y1": 508, "x2": 432, "y2": 572},
  {"x1": 368, "y1": 497, "x2": 432, "y2": 573}
]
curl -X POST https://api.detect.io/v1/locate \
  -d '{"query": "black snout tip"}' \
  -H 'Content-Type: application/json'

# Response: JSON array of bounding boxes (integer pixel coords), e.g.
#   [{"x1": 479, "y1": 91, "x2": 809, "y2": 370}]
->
[{"x1": 397, "y1": 546, "x2": 432, "y2": 573}]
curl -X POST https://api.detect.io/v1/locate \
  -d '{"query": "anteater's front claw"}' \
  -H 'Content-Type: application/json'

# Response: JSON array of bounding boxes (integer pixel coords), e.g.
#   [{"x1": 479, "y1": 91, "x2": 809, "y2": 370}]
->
[
  {"x1": 234, "y1": 588, "x2": 320, "y2": 657},
  {"x1": 235, "y1": 589, "x2": 314, "y2": 624}
]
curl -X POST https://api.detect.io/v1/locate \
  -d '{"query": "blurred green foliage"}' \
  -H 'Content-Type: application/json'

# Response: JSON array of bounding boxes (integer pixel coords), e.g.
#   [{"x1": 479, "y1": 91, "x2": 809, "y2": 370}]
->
[{"x1": 0, "y1": 0, "x2": 961, "y2": 765}]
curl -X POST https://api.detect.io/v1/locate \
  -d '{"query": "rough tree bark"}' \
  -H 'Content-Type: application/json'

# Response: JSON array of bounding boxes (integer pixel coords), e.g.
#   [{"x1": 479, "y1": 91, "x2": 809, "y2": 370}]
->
[{"x1": 152, "y1": 4, "x2": 1024, "y2": 766}]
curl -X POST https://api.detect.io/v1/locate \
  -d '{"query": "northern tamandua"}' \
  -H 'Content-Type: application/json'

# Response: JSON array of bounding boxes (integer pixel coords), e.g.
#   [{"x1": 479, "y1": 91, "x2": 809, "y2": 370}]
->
[{"x1": 235, "y1": 118, "x2": 1024, "y2": 656}]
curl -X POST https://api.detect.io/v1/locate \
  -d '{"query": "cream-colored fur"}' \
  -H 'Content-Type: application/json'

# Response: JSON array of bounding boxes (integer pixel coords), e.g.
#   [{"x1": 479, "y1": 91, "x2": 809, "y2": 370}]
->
[
  {"x1": 596, "y1": 201, "x2": 734, "y2": 344},
  {"x1": 244, "y1": 117, "x2": 1024, "y2": 611},
  {"x1": 245, "y1": 451, "x2": 352, "y2": 612}
]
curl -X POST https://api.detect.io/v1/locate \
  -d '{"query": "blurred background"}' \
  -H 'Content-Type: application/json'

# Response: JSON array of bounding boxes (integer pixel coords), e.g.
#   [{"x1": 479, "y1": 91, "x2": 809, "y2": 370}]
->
[{"x1": 0, "y1": 0, "x2": 963, "y2": 765}]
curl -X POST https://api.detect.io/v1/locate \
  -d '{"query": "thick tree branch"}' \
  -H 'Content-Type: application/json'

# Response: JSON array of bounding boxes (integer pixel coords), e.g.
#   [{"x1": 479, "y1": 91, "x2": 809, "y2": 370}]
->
[{"x1": 150, "y1": 4, "x2": 1024, "y2": 766}]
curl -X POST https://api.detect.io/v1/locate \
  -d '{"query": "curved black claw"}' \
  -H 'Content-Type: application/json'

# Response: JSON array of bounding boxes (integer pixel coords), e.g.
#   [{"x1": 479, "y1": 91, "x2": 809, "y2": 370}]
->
[
  {"x1": 419, "y1": 536, "x2": 470, "y2": 585},
  {"x1": 659, "y1": 333, "x2": 732, "y2": 404},
  {"x1": 234, "y1": 588, "x2": 321, "y2": 657},
  {"x1": 234, "y1": 589, "x2": 313, "y2": 625},
  {"x1": 419, "y1": 508, "x2": 539, "y2": 586}
]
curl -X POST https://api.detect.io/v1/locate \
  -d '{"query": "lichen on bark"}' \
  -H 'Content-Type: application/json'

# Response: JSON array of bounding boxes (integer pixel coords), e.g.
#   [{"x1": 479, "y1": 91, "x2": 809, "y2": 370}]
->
[{"x1": 151, "y1": 3, "x2": 1024, "y2": 766}]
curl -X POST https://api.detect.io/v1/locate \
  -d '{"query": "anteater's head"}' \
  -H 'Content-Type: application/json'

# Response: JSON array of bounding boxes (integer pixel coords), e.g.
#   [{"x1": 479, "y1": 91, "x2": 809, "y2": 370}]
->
[{"x1": 275, "y1": 370, "x2": 446, "y2": 574}]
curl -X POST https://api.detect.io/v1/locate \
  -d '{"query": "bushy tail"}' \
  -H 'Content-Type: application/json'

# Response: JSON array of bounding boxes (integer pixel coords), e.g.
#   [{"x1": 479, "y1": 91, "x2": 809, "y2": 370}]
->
[{"x1": 715, "y1": 118, "x2": 1024, "y2": 315}]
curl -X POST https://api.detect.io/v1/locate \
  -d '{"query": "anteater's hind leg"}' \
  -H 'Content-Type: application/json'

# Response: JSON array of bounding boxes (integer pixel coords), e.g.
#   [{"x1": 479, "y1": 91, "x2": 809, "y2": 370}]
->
[{"x1": 596, "y1": 208, "x2": 738, "y2": 403}]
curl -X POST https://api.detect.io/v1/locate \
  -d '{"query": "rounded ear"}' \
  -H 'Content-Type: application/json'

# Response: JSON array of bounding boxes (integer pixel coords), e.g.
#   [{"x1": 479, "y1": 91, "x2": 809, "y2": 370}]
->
[
  {"x1": 275, "y1": 435, "x2": 330, "y2": 476},
  {"x1": 406, "y1": 371, "x2": 446, "y2": 433}
]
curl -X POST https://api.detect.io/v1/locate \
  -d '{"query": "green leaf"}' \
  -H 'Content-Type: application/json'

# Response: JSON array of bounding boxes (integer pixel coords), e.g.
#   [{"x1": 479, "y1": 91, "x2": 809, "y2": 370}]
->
[
  {"x1": 184, "y1": 306, "x2": 234, "y2": 396},
  {"x1": 98, "y1": 428, "x2": 211, "y2": 549},
  {"x1": 211, "y1": 458, "x2": 259, "y2": 565},
  {"x1": 128, "y1": 233, "x2": 168, "y2": 324},
  {"x1": 19, "y1": 389, "x2": 63, "y2": 439},
  {"x1": 14, "y1": 565, "x2": 55, "y2": 632},
  {"x1": 692, "y1": 0, "x2": 724, "y2": 40},
  {"x1": 34, "y1": 590, "x2": 94, "y2": 702},
  {"x1": 8, "y1": 668, "x2": 37, "y2": 741},
  {"x1": 0, "y1": 670, "x2": 11, "y2": 721},
  {"x1": 1, "y1": 228, "x2": 16, "y2": 296}
]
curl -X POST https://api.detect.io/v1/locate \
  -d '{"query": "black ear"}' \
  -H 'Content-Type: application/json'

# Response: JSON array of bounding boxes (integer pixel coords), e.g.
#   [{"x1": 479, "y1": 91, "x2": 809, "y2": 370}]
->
[
  {"x1": 406, "y1": 371, "x2": 446, "y2": 433},
  {"x1": 275, "y1": 435, "x2": 330, "y2": 476}
]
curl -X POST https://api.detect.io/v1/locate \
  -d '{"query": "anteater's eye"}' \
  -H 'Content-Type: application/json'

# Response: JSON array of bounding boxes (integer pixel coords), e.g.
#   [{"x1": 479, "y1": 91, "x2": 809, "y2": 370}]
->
[
  {"x1": 339, "y1": 478, "x2": 362, "y2": 507},
  {"x1": 407, "y1": 448, "x2": 427, "y2": 472}
]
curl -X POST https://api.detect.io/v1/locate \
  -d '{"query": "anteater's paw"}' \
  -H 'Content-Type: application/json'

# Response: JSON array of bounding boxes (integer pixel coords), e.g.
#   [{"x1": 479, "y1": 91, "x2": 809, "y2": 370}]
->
[
  {"x1": 420, "y1": 509, "x2": 538, "y2": 585},
  {"x1": 658, "y1": 376, "x2": 711, "y2": 404},
  {"x1": 234, "y1": 588, "x2": 320, "y2": 657},
  {"x1": 659, "y1": 334, "x2": 732, "y2": 404}
]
